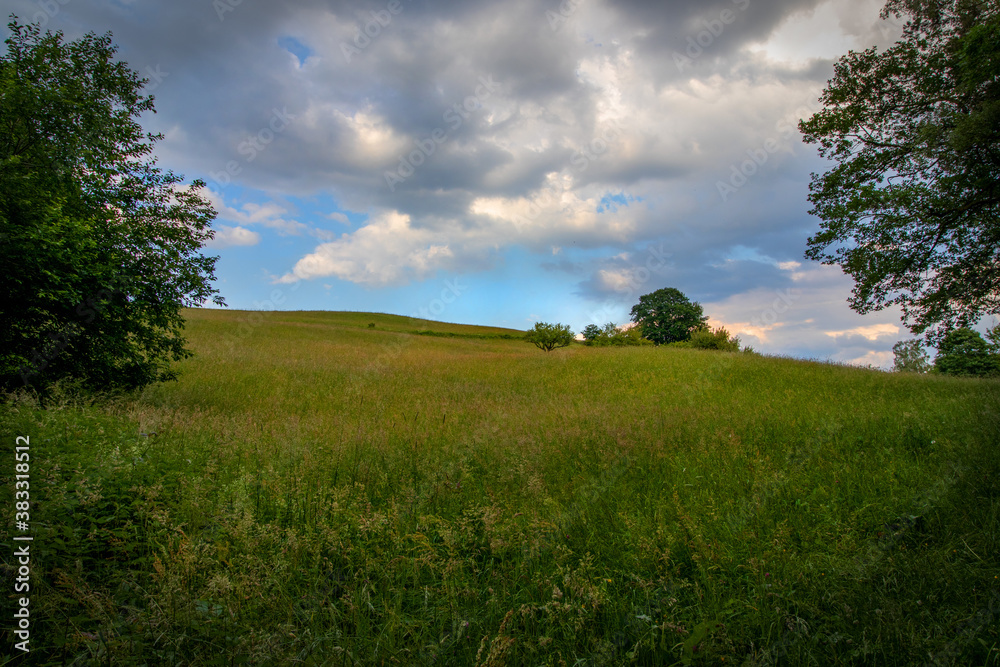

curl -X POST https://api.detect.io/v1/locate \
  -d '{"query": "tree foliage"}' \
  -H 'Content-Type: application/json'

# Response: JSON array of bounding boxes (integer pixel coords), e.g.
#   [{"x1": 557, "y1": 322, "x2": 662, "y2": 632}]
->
[
  {"x1": 799, "y1": 0, "x2": 1000, "y2": 343},
  {"x1": 581, "y1": 324, "x2": 602, "y2": 343},
  {"x1": 892, "y1": 339, "x2": 932, "y2": 372},
  {"x1": 524, "y1": 322, "x2": 574, "y2": 352},
  {"x1": 934, "y1": 327, "x2": 1000, "y2": 376},
  {"x1": 0, "y1": 18, "x2": 224, "y2": 394},
  {"x1": 987, "y1": 323, "x2": 1000, "y2": 353},
  {"x1": 629, "y1": 288, "x2": 708, "y2": 345},
  {"x1": 581, "y1": 322, "x2": 651, "y2": 347}
]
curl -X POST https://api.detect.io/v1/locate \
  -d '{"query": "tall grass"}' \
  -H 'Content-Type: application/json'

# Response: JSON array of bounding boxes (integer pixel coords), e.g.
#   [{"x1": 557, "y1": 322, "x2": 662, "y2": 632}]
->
[{"x1": 2, "y1": 308, "x2": 998, "y2": 665}]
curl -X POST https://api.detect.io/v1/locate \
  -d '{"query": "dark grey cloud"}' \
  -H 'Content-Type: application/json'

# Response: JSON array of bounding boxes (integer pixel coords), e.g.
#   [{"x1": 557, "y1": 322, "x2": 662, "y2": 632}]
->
[
  {"x1": 603, "y1": 0, "x2": 828, "y2": 78},
  {"x1": 4, "y1": 0, "x2": 842, "y2": 207}
]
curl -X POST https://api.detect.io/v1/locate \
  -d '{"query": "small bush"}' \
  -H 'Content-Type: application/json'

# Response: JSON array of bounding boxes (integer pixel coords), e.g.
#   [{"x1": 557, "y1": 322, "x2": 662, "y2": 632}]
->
[
  {"x1": 689, "y1": 326, "x2": 740, "y2": 352},
  {"x1": 584, "y1": 322, "x2": 652, "y2": 347},
  {"x1": 614, "y1": 325, "x2": 652, "y2": 346}
]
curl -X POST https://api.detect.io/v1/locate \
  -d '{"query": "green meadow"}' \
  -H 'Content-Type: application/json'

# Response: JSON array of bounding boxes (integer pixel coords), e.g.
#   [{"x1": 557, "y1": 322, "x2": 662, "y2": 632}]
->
[{"x1": 2, "y1": 308, "x2": 999, "y2": 665}]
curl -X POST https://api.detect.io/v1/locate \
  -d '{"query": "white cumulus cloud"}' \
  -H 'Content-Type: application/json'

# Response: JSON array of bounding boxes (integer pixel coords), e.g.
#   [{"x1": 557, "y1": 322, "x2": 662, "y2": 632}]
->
[
  {"x1": 277, "y1": 211, "x2": 463, "y2": 286},
  {"x1": 207, "y1": 225, "x2": 261, "y2": 248}
]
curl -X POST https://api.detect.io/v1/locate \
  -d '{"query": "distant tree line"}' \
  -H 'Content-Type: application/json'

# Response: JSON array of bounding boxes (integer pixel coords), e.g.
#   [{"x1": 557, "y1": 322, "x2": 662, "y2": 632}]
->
[
  {"x1": 526, "y1": 287, "x2": 746, "y2": 353},
  {"x1": 529, "y1": 285, "x2": 1000, "y2": 378}
]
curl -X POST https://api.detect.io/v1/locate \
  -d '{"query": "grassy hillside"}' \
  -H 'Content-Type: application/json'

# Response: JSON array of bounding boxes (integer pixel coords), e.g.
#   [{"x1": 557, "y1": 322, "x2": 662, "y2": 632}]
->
[
  {"x1": 2, "y1": 309, "x2": 999, "y2": 665},
  {"x1": 196, "y1": 308, "x2": 527, "y2": 339}
]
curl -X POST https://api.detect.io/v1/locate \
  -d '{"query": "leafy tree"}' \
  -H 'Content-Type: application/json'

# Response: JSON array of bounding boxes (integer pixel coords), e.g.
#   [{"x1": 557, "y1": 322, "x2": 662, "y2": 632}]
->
[
  {"x1": 524, "y1": 321, "x2": 574, "y2": 352},
  {"x1": 0, "y1": 18, "x2": 224, "y2": 394},
  {"x1": 986, "y1": 323, "x2": 1000, "y2": 353},
  {"x1": 799, "y1": 0, "x2": 1000, "y2": 343},
  {"x1": 581, "y1": 324, "x2": 602, "y2": 344},
  {"x1": 892, "y1": 339, "x2": 932, "y2": 373},
  {"x1": 934, "y1": 327, "x2": 1000, "y2": 377},
  {"x1": 630, "y1": 287, "x2": 708, "y2": 345},
  {"x1": 690, "y1": 326, "x2": 741, "y2": 352}
]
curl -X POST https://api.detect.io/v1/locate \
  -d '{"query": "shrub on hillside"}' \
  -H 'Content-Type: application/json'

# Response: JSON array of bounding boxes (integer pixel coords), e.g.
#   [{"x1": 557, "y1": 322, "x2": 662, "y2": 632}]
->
[
  {"x1": 583, "y1": 322, "x2": 651, "y2": 347},
  {"x1": 614, "y1": 325, "x2": 652, "y2": 346},
  {"x1": 934, "y1": 328, "x2": 1000, "y2": 377},
  {"x1": 689, "y1": 326, "x2": 741, "y2": 352},
  {"x1": 524, "y1": 322, "x2": 574, "y2": 352}
]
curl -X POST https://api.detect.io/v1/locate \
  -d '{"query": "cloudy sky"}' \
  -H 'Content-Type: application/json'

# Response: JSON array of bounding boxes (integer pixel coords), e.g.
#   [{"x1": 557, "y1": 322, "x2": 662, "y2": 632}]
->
[{"x1": 7, "y1": 0, "x2": 929, "y2": 366}]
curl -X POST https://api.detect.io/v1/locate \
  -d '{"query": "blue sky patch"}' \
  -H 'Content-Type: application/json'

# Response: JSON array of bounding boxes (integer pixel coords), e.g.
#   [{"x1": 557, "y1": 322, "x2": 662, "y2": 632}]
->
[
  {"x1": 278, "y1": 36, "x2": 312, "y2": 66},
  {"x1": 597, "y1": 192, "x2": 635, "y2": 213}
]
